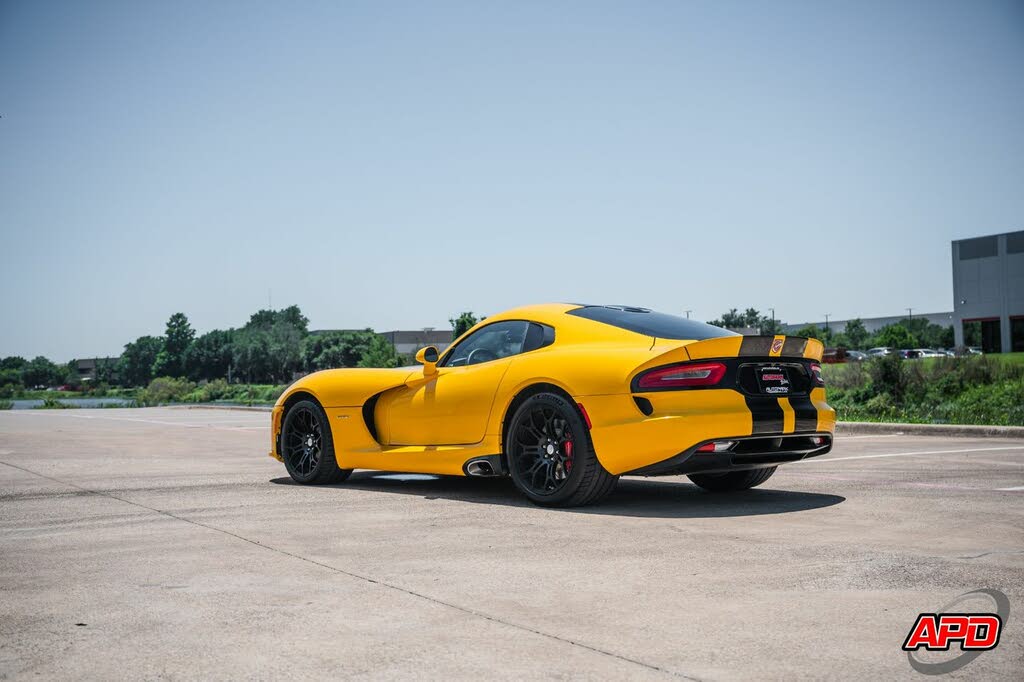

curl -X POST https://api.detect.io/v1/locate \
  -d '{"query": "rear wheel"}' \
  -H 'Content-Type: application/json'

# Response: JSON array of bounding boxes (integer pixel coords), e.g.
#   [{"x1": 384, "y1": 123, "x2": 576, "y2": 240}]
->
[
  {"x1": 281, "y1": 399, "x2": 352, "y2": 485},
  {"x1": 505, "y1": 392, "x2": 617, "y2": 507},
  {"x1": 687, "y1": 466, "x2": 776, "y2": 492}
]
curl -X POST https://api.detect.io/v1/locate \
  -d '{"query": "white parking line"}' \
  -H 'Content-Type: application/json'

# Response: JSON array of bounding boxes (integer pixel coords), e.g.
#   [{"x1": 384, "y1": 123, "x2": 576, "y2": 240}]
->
[
  {"x1": 995, "y1": 485, "x2": 1024, "y2": 491},
  {"x1": 1, "y1": 411, "x2": 266, "y2": 432},
  {"x1": 801, "y1": 445, "x2": 1024, "y2": 464}
]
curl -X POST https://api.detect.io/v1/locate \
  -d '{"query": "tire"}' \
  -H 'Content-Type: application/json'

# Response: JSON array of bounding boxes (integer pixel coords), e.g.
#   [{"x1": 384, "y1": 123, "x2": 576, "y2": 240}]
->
[
  {"x1": 687, "y1": 466, "x2": 777, "y2": 492},
  {"x1": 281, "y1": 399, "x2": 352, "y2": 485},
  {"x1": 505, "y1": 392, "x2": 618, "y2": 507}
]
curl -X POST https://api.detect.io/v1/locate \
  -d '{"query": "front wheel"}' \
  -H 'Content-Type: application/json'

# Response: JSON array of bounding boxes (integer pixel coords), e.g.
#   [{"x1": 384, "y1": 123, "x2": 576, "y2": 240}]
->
[
  {"x1": 505, "y1": 392, "x2": 618, "y2": 507},
  {"x1": 687, "y1": 466, "x2": 776, "y2": 492},
  {"x1": 281, "y1": 399, "x2": 352, "y2": 485}
]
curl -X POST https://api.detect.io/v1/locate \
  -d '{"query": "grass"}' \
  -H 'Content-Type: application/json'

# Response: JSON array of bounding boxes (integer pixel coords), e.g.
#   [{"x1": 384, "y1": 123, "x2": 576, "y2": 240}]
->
[
  {"x1": 822, "y1": 353, "x2": 1024, "y2": 426},
  {"x1": 0, "y1": 400, "x2": 12, "y2": 410},
  {"x1": 33, "y1": 397, "x2": 79, "y2": 409}
]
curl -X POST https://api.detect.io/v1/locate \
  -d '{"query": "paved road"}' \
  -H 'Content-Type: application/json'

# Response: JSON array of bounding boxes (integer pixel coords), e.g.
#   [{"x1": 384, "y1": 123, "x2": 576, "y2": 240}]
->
[{"x1": 1, "y1": 408, "x2": 1021, "y2": 680}]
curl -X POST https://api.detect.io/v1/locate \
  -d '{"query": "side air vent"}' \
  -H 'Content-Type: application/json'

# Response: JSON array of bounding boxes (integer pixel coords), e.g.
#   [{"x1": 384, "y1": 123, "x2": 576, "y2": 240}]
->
[{"x1": 633, "y1": 396, "x2": 654, "y2": 416}]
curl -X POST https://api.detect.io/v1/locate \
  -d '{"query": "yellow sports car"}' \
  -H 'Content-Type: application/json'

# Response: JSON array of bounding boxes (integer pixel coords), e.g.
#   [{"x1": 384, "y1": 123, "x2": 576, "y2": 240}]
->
[{"x1": 269, "y1": 304, "x2": 835, "y2": 506}]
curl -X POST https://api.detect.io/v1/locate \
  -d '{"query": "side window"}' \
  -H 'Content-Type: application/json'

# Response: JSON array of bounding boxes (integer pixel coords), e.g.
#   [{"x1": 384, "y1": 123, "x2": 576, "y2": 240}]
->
[
  {"x1": 523, "y1": 322, "x2": 555, "y2": 352},
  {"x1": 441, "y1": 321, "x2": 530, "y2": 367}
]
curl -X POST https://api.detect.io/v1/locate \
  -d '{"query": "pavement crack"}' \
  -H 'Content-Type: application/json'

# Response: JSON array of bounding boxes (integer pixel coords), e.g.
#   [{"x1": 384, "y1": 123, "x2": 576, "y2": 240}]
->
[
  {"x1": 956, "y1": 549, "x2": 1024, "y2": 560},
  {"x1": 0, "y1": 458, "x2": 699, "y2": 681}
]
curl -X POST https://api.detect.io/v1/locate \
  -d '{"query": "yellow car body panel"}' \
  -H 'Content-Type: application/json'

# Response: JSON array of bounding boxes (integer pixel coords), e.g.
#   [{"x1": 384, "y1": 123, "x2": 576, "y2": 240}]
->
[{"x1": 270, "y1": 303, "x2": 836, "y2": 477}]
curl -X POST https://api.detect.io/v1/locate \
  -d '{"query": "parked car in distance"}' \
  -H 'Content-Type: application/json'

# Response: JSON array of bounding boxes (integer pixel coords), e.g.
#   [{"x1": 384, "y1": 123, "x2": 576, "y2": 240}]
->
[
  {"x1": 917, "y1": 349, "x2": 946, "y2": 358},
  {"x1": 899, "y1": 349, "x2": 923, "y2": 359},
  {"x1": 867, "y1": 347, "x2": 893, "y2": 357},
  {"x1": 845, "y1": 350, "x2": 869, "y2": 362},
  {"x1": 967, "y1": 346, "x2": 983, "y2": 355}
]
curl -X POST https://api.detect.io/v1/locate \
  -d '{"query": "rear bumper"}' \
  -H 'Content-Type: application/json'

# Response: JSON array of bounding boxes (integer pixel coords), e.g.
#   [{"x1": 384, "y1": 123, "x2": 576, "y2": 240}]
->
[
  {"x1": 623, "y1": 433, "x2": 832, "y2": 477},
  {"x1": 578, "y1": 388, "x2": 836, "y2": 475}
]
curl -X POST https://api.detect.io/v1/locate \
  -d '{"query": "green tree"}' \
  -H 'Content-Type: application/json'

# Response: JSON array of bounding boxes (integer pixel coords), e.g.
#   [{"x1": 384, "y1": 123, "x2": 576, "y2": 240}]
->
[
  {"x1": 232, "y1": 322, "x2": 304, "y2": 383},
  {"x1": 872, "y1": 323, "x2": 916, "y2": 350},
  {"x1": 830, "y1": 332, "x2": 851, "y2": 348},
  {"x1": 119, "y1": 336, "x2": 163, "y2": 387},
  {"x1": 231, "y1": 330, "x2": 273, "y2": 383},
  {"x1": 709, "y1": 308, "x2": 745, "y2": 329},
  {"x1": 246, "y1": 305, "x2": 309, "y2": 334},
  {"x1": 0, "y1": 368, "x2": 23, "y2": 392},
  {"x1": 760, "y1": 317, "x2": 782, "y2": 335},
  {"x1": 898, "y1": 318, "x2": 953, "y2": 349},
  {"x1": 0, "y1": 356, "x2": 28, "y2": 371},
  {"x1": 22, "y1": 356, "x2": 63, "y2": 388},
  {"x1": 184, "y1": 329, "x2": 235, "y2": 381},
  {"x1": 449, "y1": 312, "x2": 479, "y2": 340},
  {"x1": 94, "y1": 358, "x2": 121, "y2": 386},
  {"x1": 843, "y1": 319, "x2": 869, "y2": 349},
  {"x1": 302, "y1": 330, "x2": 377, "y2": 371},
  {"x1": 151, "y1": 313, "x2": 195, "y2": 378},
  {"x1": 357, "y1": 334, "x2": 399, "y2": 368},
  {"x1": 709, "y1": 308, "x2": 782, "y2": 334},
  {"x1": 64, "y1": 361, "x2": 82, "y2": 388},
  {"x1": 794, "y1": 324, "x2": 822, "y2": 340}
]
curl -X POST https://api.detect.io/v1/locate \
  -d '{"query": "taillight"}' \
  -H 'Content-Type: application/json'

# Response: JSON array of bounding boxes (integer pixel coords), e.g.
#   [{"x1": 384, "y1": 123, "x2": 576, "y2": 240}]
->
[
  {"x1": 635, "y1": 361, "x2": 726, "y2": 390},
  {"x1": 810, "y1": 363, "x2": 824, "y2": 386}
]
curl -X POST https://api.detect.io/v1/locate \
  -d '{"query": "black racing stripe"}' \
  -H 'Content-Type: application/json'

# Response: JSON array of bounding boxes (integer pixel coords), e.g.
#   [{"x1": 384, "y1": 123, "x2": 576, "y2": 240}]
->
[
  {"x1": 781, "y1": 337, "x2": 808, "y2": 357},
  {"x1": 739, "y1": 336, "x2": 773, "y2": 356},
  {"x1": 789, "y1": 394, "x2": 818, "y2": 432},
  {"x1": 745, "y1": 396, "x2": 785, "y2": 435}
]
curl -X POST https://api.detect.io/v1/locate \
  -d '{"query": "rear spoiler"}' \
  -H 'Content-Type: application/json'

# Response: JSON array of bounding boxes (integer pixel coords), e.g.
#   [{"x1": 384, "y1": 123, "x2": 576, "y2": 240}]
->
[
  {"x1": 684, "y1": 335, "x2": 824, "y2": 362},
  {"x1": 634, "y1": 335, "x2": 823, "y2": 376}
]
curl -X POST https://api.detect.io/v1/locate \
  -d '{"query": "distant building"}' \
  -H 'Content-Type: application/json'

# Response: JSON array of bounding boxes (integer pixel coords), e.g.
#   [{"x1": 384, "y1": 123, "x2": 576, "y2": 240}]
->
[
  {"x1": 952, "y1": 230, "x2": 1024, "y2": 353},
  {"x1": 781, "y1": 312, "x2": 954, "y2": 336},
  {"x1": 75, "y1": 357, "x2": 119, "y2": 382}
]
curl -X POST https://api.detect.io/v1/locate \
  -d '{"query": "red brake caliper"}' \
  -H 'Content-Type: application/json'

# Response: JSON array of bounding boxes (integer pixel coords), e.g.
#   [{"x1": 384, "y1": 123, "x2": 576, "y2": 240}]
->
[{"x1": 564, "y1": 432, "x2": 574, "y2": 473}]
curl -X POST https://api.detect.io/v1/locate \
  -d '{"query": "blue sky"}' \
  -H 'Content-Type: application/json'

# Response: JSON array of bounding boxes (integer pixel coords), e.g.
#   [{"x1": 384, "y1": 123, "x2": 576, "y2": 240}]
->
[{"x1": 2, "y1": 1, "x2": 1022, "y2": 360}]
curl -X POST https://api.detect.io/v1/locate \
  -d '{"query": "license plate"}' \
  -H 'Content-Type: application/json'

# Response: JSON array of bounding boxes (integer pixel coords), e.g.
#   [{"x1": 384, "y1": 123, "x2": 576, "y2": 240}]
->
[{"x1": 756, "y1": 366, "x2": 791, "y2": 395}]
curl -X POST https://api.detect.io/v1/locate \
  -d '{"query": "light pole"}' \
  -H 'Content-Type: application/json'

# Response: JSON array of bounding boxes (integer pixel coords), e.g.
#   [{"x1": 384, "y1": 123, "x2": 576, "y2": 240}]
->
[
  {"x1": 906, "y1": 308, "x2": 913, "y2": 322},
  {"x1": 684, "y1": 310, "x2": 692, "y2": 319},
  {"x1": 824, "y1": 313, "x2": 831, "y2": 337},
  {"x1": 769, "y1": 308, "x2": 775, "y2": 333}
]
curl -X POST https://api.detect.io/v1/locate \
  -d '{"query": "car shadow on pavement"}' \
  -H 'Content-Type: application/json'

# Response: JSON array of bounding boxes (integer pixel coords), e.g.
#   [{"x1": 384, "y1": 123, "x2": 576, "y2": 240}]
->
[{"x1": 270, "y1": 473, "x2": 845, "y2": 519}]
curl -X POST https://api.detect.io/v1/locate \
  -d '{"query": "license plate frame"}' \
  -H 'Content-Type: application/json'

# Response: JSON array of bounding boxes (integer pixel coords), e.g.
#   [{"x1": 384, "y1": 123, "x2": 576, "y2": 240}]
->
[{"x1": 755, "y1": 365, "x2": 791, "y2": 395}]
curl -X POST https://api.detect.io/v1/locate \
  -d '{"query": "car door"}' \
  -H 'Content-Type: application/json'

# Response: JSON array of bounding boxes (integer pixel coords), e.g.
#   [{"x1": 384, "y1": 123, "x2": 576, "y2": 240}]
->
[{"x1": 382, "y1": 321, "x2": 531, "y2": 445}]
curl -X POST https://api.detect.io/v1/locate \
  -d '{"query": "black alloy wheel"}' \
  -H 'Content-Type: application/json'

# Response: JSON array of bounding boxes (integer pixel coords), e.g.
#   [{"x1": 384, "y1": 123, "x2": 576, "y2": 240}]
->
[
  {"x1": 512, "y1": 403, "x2": 577, "y2": 495},
  {"x1": 281, "y1": 399, "x2": 351, "y2": 485},
  {"x1": 505, "y1": 392, "x2": 617, "y2": 507}
]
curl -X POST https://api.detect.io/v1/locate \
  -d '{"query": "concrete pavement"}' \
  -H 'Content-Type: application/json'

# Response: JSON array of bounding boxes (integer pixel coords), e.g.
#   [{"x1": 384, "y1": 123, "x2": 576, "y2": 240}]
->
[{"x1": 1, "y1": 408, "x2": 1021, "y2": 679}]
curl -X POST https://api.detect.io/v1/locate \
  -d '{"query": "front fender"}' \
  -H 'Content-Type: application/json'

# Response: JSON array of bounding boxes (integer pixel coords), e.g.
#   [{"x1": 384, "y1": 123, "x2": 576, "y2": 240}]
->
[{"x1": 274, "y1": 367, "x2": 418, "y2": 409}]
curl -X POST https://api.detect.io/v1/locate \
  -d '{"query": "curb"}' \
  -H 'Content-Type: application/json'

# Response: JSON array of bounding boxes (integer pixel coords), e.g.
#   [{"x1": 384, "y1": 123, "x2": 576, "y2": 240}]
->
[
  {"x1": 837, "y1": 421, "x2": 1024, "y2": 439},
  {"x1": 172, "y1": 404, "x2": 273, "y2": 412}
]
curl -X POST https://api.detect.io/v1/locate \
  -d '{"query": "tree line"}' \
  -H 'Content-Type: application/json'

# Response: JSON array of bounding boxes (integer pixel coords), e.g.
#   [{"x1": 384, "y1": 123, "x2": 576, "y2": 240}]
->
[
  {"x1": 709, "y1": 307, "x2": 957, "y2": 350},
  {"x1": 0, "y1": 305, "x2": 405, "y2": 391}
]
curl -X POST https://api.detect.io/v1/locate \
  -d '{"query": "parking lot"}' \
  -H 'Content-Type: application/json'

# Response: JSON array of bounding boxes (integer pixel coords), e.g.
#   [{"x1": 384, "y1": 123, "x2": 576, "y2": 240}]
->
[{"x1": 1, "y1": 407, "x2": 1021, "y2": 679}]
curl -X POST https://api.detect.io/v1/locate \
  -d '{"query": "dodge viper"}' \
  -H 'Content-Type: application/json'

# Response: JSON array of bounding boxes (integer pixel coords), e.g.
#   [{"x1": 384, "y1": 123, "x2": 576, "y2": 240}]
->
[{"x1": 269, "y1": 304, "x2": 835, "y2": 506}]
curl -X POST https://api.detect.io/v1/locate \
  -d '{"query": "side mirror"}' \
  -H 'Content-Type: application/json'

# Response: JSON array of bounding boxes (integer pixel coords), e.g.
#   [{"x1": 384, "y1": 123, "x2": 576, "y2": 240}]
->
[{"x1": 415, "y1": 346, "x2": 439, "y2": 375}]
